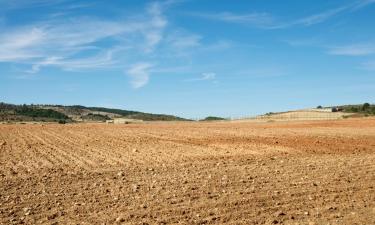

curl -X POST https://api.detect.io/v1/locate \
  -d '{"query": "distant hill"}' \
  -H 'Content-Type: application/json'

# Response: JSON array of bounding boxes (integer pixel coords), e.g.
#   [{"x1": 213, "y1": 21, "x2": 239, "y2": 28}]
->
[
  {"x1": 0, "y1": 103, "x2": 189, "y2": 123},
  {"x1": 0, "y1": 103, "x2": 70, "y2": 123},
  {"x1": 243, "y1": 103, "x2": 374, "y2": 121}
]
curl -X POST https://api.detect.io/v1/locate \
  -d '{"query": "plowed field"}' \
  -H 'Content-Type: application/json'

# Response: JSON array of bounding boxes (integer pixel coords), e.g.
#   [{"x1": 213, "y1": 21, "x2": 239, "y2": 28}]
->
[{"x1": 1, "y1": 118, "x2": 375, "y2": 224}]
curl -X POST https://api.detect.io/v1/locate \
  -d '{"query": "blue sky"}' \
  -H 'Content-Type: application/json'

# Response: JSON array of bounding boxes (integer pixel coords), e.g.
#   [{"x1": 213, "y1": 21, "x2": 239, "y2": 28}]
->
[{"x1": 0, "y1": 0, "x2": 374, "y2": 119}]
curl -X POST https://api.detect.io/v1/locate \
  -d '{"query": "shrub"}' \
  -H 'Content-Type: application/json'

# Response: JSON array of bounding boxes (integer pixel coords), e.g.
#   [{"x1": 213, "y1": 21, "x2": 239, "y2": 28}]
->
[
  {"x1": 350, "y1": 107, "x2": 359, "y2": 112},
  {"x1": 200, "y1": 116, "x2": 226, "y2": 121}
]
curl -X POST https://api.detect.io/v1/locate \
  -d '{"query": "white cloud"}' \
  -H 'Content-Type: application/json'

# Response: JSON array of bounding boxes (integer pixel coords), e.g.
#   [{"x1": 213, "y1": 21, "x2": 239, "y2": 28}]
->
[
  {"x1": 167, "y1": 31, "x2": 201, "y2": 49},
  {"x1": 190, "y1": 1, "x2": 375, "y2": 29},
  {"x1": 191, "y1": 12, "x2": 274, "y2": 28},
  {"x1": 352, "y1": 0, "x2": 375, "y2": 10},
  {"x1": 126, "y1": 63, "x2": 153, "y2": 88},
  {"x1": 282, "y1": 1, "x2": 375, "y2": 27},
  {"x1": 290, "y1": 6, "x2": 348, "y2": 27},
  {"x1": 0, "y1": 0, "x2": 232, "y2": 88},
  {"x1": 185, "y1": 72, "x2": 216, "y2": 82},
  {"x1": 0, "y1": 0, "x2": 68, "y2": 9},
  {"x1": 0, "y1": 20, "x2": 129, "y2": 72},
  {"x1": 327, "y1": 42, "x2": 375, "y2": 71},
  {"x1": 0, "y1": 27, "x2": 45, "y2": 61},
  {"x1": 27, "y1": 48, "x2": 121, "y2": 73},
  {"x1": 142, "y1": 2, "x2": 167, "y2": 53},
  {"x1": 0, "y1": 1, "x2": 170, "y2": 85},
  {"x1": 201, "y1": 72, "x2": 216, "y2": 80},
  {"x1": 328, "y1": 44, "x2": 375, "y2": 56},
  {"x1": 172, "y1": 35, "x2": 200, "y2": 49}
]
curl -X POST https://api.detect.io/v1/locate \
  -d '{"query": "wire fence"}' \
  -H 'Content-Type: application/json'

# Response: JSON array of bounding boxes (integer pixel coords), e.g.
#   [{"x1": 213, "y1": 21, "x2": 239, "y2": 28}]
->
[
  {"x1": 189, "y1": 110, "x2": 350, "y2": 122},
  {"x1": 232, "y1": 111, "x2": 348, "y2": 121}
]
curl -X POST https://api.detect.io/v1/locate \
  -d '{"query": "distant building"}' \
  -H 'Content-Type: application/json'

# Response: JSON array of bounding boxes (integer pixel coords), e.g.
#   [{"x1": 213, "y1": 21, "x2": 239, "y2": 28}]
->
[
  {"x1": 331, "y1": 107, "x2": 343, "y2": 112},
  {"x1": 106, "y1": 118, "x2": 143, "y2": 124}
]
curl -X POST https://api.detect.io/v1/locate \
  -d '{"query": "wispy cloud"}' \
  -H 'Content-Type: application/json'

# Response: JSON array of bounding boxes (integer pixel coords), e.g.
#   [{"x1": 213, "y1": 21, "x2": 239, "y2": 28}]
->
[
  {"x1": 0, "y1": 2, "x2": 168, "y2": 78},
  {"x1": 282, "y1": 0, "x2": 375, "y2": 26},
  {"x1": 328, "y1": 43, "x2": 375, "y2": 56},
  {"x1": 0, "y1": 0, "x2": 234, "y2": 88},
  {"x1": 201, "y1": 72, "x2": 216, "y2": 80},
  {"x1": 0, "y1": 0, "x2": 69, "y2": 10},
  {"x1": 0, "y1": 27, "x2": 45, "y2": 61},
  {"x1": 327, "y1": 41, "x2": 375, "y2": 71},
  {"x1": 352, "y1": 0, "x2": 375, "y2": 10},
  {"x1": 167, "y1": 32, "x2": 201, "y2": 49},
  {"x1": 189, "y1": 0, "x2": 375, "y2": 29},
  {"x1": 126, "y1": 63, "x2": 153, "y2": 89},
  {"x1": 142, "y1": 2, "x2": 168, "y2": 53},
  {"x1": 27, "y1": 48, "x2": 121, "y2": 73},
  {"x1": 279, "y1": 6, "x2": 348, "y2": 28},
  {"x1": 190, "y1": 12, "x2": 274, "y2": 28},
  {"x1": 185, "y1": 72, "x2": 216, "y2": 82}
]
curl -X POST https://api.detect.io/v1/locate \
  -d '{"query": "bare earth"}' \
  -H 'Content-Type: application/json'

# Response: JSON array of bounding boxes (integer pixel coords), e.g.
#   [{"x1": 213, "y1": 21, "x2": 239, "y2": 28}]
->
[{"x1": 1, "y1": 118, "x2": 375, "y2": 225}]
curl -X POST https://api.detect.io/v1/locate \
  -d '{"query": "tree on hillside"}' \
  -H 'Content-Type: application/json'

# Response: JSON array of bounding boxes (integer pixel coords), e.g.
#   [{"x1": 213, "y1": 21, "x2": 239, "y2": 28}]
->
[{"x1": 363, "y1": 103, "x2": 370, "y2": 111}]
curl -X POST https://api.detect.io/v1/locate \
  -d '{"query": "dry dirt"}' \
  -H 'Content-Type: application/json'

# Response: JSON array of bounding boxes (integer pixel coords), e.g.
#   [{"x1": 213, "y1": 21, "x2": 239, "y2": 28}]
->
[{"x1": 1, "y1": 118, "x2": 375, "y2": 225}]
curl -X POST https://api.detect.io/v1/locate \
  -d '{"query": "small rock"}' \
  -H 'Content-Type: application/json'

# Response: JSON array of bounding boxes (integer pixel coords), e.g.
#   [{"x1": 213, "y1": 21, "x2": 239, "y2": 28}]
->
[
  {"x1": 0, "y1": 141, "x2": 6, "y2": 146},
  {"x1": 23, "y1": 207, "x2": 31, "y2": 216},
  {"x1": 132, "y1": 148, "x2": 138, "y2": 153},
  {"x1": 115, "y1": 216, "x2": 125, "y2": 223},
  {"x1": 275, "y1": 211, "x2": 286, "y2": 217},
  {"x1": 47, "y1": 213, "x2": 58, "y2": 220},
  {"x1": 132, "y1": 184, "x2": 139, "y2": 192},
  {"x1": 9, "y1": 168, "x2": 18, "y2": 175},
  {"x1": 117, "y1": 171, "x2": 125, "y2": 177}
]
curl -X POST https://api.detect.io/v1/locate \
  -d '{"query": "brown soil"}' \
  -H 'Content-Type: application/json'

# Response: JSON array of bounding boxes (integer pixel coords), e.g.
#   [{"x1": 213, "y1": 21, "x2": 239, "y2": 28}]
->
[{"x1": 1, "y1": 118, "x2": 375, "y2": 225}]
